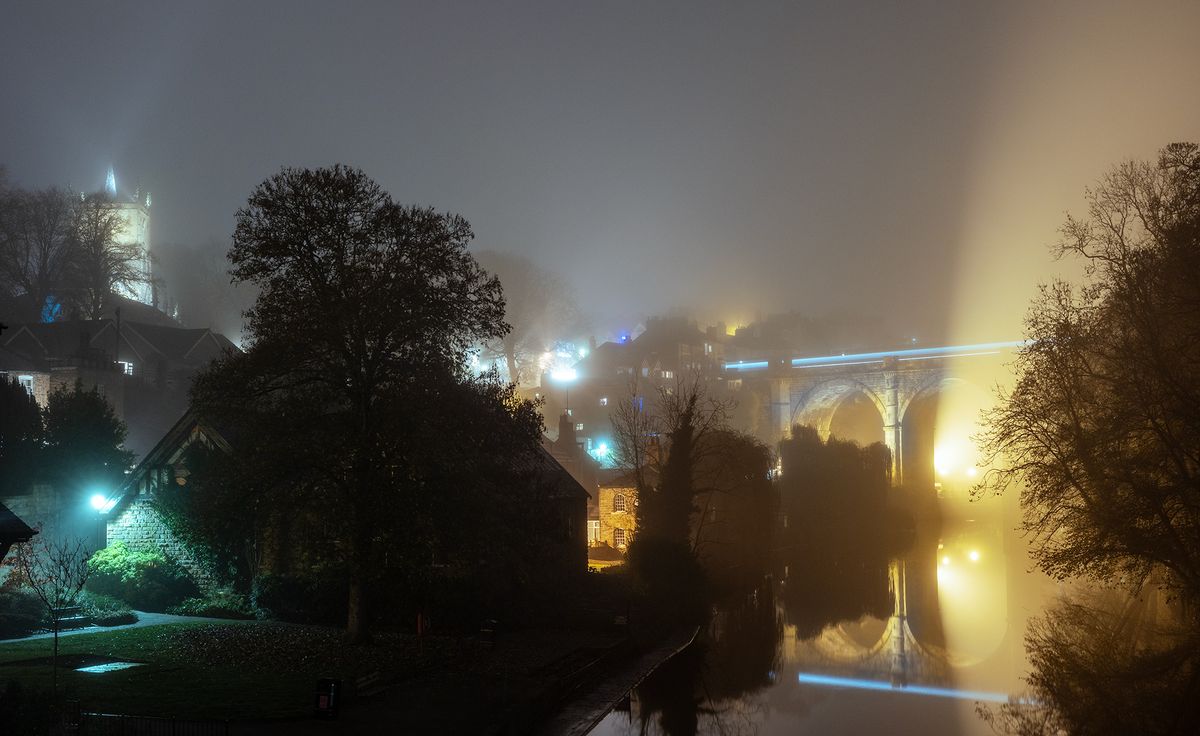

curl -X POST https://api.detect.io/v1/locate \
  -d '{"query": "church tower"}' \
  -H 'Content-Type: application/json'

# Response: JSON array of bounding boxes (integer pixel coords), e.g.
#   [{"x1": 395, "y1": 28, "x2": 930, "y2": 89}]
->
[{"x1": 104, "y1": 167, "x2": 155, "y2": 307}]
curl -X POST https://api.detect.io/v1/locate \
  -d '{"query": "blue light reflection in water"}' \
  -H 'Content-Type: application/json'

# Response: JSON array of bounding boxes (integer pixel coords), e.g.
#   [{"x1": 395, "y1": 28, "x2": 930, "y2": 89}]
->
[{"x1": 796, "y1": 672, "x2": 1010, "y2": 703}]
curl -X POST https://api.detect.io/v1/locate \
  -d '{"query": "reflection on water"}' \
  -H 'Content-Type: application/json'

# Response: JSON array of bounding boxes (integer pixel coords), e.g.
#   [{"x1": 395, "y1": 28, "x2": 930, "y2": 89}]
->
[{"x1": 590, "y1": 491, "x2": 1057, "y2": 736}]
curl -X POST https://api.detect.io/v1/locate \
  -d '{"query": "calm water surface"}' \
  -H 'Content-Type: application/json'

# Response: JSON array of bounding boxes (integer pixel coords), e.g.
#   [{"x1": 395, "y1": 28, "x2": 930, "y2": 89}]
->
[{"x1": 590, "y1": 493, "x2": 1059, "y2": 736}]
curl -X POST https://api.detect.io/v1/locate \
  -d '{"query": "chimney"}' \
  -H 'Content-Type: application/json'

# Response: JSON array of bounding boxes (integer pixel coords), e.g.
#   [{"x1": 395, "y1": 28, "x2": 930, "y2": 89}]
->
[{"x1": 557, "y1": 411, "x2": 577, "y2": 447}]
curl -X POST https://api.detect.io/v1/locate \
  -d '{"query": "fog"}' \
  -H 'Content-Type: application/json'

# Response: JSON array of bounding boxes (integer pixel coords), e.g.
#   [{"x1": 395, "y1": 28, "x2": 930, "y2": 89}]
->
[{"x1": 2, "y1": 1, "x2": 1198, "y2": 344}]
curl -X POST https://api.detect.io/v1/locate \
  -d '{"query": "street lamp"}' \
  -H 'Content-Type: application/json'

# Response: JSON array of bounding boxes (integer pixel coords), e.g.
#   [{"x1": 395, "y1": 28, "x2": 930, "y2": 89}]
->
[
  {"x1": 88, "y1": 490, "x2": 116, "y2": 552},
  {"x1": 89, "y1": 493, "x2": 116, "y2": 514},
  {"x1": 549, "y1": 367, "x2": 578, "y2": 414}
]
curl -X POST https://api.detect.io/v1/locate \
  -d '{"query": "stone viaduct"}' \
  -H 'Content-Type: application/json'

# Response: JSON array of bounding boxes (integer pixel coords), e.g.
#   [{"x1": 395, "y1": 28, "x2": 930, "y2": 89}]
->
[{"x1": 729, "y1": 342, "x2": 1022, "y2": 484}]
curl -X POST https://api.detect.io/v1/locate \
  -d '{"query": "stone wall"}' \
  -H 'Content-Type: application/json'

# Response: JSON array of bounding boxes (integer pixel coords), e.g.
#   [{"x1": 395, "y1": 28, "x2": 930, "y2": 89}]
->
[
  {"x1": 597, "y1": 485, "x2": 637, "y2": 550},
  {"x1": 106, "y1": 497, "x2": 217, "y2": 592}
]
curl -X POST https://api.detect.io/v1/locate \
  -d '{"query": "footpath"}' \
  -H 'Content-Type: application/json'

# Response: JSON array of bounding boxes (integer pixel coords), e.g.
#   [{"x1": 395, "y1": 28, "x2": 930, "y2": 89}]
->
[
  {"x1": 534, "y1": 626, "x2": 699, "y2": 736},
  {"x1": 227, "y1": 627, "x2": 698, "y2": 735}
]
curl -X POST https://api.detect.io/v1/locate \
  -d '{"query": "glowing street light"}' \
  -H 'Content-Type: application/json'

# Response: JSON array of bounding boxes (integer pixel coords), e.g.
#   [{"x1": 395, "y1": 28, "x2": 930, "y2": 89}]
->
[
  {"x1": 89, "y1": 492, "x2": 116, "y2": 514},
  {"x1": 549, "y1": 367, "x2": 578, "y2": 383}
]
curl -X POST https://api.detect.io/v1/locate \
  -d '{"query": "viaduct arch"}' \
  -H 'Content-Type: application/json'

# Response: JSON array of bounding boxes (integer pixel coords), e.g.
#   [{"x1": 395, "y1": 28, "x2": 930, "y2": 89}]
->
[{"x1": 734, "y1": 342, "x2": 1020, "y2": 484}]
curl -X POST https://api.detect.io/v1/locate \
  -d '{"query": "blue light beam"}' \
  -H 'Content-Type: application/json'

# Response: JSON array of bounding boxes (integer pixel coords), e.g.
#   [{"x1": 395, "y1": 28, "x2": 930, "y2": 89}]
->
[{"x1": 796, "y1": 672, "x2": 1010, "y2": 703}]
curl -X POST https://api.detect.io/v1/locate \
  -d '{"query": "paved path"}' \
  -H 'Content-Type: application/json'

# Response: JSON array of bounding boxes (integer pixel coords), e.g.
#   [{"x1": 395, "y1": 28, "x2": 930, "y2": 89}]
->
[
  {"x1": 0, "y1": 611, "x2": 249, "y2": 643},
  {"x1": 536, "y1": 626, "x2": 700, "y2": 736}
]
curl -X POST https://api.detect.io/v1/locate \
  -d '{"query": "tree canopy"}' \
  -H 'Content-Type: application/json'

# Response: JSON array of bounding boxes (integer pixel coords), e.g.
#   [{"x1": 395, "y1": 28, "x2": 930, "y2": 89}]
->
[
  {"x1": 191, "y1": 165, "x2": 539, "y2": 641},
  {"x1": 44, "y1": 379, "x2": 133, "y2": 499},
  {"x1": 0, "y1": 185, "x2": 149, "y2": 322},
  {"x1": 979, "y1": 142, "x2": 1200, "y2": 601}
]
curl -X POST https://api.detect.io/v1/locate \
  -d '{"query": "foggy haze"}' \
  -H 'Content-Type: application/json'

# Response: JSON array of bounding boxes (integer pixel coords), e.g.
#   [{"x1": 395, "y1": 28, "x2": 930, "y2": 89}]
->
[{"x1": 2, "y1": 1, "x2": 1198, "y2": 345}]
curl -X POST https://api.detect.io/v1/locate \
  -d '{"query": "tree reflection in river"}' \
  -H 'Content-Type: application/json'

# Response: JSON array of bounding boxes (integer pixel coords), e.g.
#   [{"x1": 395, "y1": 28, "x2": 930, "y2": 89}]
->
[
  {"x1": 626, "y1": 584, "x2": 780, "y2": 736},
  {"x1": 981, "y1": 580, "x2": 1200, "y2": 736}
]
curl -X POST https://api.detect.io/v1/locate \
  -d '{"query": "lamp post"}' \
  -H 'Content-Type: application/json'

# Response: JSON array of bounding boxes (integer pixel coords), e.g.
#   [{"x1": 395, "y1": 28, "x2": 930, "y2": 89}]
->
[
  {"x1": 549, "y1": 367, "x2": 578, "y2": 416},
  {"x1": 88, "y1": 491, "x2": 116, "y2": 552}
]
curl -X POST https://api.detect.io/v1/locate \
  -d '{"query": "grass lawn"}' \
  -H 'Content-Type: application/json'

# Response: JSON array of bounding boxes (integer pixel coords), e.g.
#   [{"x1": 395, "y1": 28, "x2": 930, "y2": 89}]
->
[
  {"x1": 0, "y1": 621, "x2": 475, "y2": 720},
  {"x1": 0, "y1": 621, "x2": 624, "y2": 724}
]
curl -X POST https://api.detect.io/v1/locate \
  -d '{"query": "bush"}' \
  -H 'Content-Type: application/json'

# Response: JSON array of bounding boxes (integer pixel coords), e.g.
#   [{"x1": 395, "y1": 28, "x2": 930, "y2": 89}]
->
[
  {"x1": 77, "y1": 591, "x2": 137, "y2": 627},
  {"x1": 0, "y1": 588, "x2": 45, "y2": 639},
  {"x1": 253, "y1": 573, "x2": 346, "y2": 625},
  {"x1": 86, "y1": 542, "x2": 199, "y2": 612},
  {"x1": 169, "y1": 590, "x2": 255, "y2": 620},
  {"x1": 626, "y1": 537, "x2": 708, "y2": 642}
]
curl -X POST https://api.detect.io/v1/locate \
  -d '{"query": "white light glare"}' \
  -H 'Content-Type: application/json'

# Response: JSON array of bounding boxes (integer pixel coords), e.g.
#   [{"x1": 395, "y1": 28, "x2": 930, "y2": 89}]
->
[{"x1": 550, "y1": 367, "x2": 578, "y2": 382}]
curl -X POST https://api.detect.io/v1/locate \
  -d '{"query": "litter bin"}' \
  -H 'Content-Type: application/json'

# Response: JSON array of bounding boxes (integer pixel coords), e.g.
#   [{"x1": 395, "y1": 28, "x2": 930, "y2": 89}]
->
[{"x1": 315, "y1": 678, "x2": 341, "y2": 719}]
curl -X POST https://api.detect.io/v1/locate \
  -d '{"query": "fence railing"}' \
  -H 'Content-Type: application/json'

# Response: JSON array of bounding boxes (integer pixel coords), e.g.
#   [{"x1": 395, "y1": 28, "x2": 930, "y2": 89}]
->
[{"x1": 79, "y1": 712, "x2": 230, "y2": 736}]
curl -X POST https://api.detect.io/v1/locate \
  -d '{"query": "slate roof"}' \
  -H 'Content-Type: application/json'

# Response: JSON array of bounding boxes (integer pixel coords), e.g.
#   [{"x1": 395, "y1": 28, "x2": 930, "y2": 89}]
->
[{"x1": 0, "y1": 502, "x2": 37, "y2": 544}]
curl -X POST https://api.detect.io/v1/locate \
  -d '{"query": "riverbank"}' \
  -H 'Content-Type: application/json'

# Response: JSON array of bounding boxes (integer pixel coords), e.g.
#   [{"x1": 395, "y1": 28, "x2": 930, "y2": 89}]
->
[{"x1": 534, "y1": 626, "x2": 700, "y2": 736}]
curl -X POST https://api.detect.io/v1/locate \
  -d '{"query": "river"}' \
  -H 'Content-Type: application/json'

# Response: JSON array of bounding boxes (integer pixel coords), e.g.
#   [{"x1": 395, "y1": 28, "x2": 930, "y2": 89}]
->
[{"x1": 588, "y1": 491, "x2": 1061, "y2": 736}]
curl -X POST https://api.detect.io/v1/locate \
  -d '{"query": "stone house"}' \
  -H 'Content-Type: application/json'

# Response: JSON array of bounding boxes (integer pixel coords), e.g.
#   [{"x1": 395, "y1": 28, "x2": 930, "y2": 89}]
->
[
  {"x1": 0, "y1": 318, "x2": 239, "y2": 457},
  {"x1": 597, "y1": 469, "x2": 642, "y2": 551},
  {"x1": 104, "y1": 409, "x2": 229, "y2": 590},
  {"x1": 104, "y1": 407, "x2": 591, "y2": 590}
]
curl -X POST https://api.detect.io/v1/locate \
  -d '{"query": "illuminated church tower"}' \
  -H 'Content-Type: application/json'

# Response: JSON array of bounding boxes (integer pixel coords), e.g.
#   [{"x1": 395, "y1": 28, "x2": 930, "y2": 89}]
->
[{"x1": 104, "y1": 166, "x2": 155, "y2": 307}]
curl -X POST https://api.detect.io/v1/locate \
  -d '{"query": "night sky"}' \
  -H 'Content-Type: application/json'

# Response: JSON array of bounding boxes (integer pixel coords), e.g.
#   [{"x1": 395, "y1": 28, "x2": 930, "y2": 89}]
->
[{"x1": 3, "y1": 1, "x2": 1198, "y2": 345}]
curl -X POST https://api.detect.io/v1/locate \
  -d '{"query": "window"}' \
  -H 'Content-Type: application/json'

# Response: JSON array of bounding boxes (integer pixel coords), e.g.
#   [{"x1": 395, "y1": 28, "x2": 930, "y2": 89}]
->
[
  {"x1": 588, "y1": 520, "x2": 601, "y2": 544},
  {"x1": 614, "y1": 528, "x2": 627, "y2": 548},
  {"x1": 599, "y1": 397, "x2": 608, "y2": 406},
  {"x1": 661, "y1": 370, "x2": 674, "y2": 379},
  {"x1": 613, "y1": 493, "x2": 627, "y2": 512},
  {"x1": 118, "y1": 361, "x2": 134, "y2": 376},
  {"x1": 17, "y1": 375, "x2": 33, "y2": 396},
  {"x1": 575, "y1": 422, "x2": 584, "y2": 431}
]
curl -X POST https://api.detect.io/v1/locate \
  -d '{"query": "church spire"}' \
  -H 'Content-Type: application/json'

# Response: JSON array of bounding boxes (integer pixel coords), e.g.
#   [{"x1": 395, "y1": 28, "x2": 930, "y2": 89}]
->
[{"x1": 105, "y1": 166, "x2": 116, "y2": 195}]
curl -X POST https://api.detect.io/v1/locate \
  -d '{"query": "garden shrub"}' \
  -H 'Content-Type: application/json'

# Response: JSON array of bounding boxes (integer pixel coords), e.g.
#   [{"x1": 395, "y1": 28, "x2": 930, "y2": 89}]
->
[
  {"x1": 86, "y1": 542, "x2": 199, "y2": 612},
  {"x1": 169, "y1": 590, "x2": 255, "y2": 620},
  {"x1": 77, "y1": 591, "x2": 137, "y2": 627},
  {"x1": 0, "y1": 588, "x2": 45, "y2": 638},
  {"x1": 253, "y1": 573, "x2": 346, "y2": 625}
]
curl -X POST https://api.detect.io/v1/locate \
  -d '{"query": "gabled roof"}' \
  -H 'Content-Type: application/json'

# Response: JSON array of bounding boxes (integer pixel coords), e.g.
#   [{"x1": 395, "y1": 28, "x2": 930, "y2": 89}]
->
[
  {"x1": 598, "y1": 467, "x2": 654, "y2": 489},
  {"x1": 110, "y1": 408, "x2": 233, "y2": 515},
  {"x1": 0, "y1": 343, "x2": 42, "y2": 372},
  {"x1": 2, "y1": 321, "x2": 110, "y2": 363},
  {"x1": 525, "y1": 443, "x2": 591, "y2": 500},
  {"x1": 1, "y1": 319, "x2": 239, "y2": 370},
  {"x1": 0, "y1": 502, "x2": 37, "y2": 544}
]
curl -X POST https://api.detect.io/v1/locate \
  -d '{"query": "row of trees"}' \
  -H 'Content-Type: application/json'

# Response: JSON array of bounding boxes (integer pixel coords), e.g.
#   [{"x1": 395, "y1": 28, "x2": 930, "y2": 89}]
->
[
  {"x1": 0, "y1": 172, "x2": 148, "y2": 322},
  {"x1": 0, "y1": 376, "x2": 132, "y2": 499}
]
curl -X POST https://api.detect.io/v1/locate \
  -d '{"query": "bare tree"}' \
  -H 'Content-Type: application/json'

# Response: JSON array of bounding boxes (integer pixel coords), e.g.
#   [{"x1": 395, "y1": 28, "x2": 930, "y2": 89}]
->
[
  {"x1": 11, "y1": 534, "x2": 91, "y2": 698},
  {"x1": 610, "y1": 372, "x2": 731, "y2": 547},
  {"x1": 475, "y1": 250, "x2": 581, "y2": 385},
  {"x1": 69, "y1": 192, "x2": 148, "y2": 319},
  {"x1": 977, "y1": 143, "x2": 1200, "y2": 603},
  {"x1": 0, "y1": 188, "x2": 78, "y2": 322}
]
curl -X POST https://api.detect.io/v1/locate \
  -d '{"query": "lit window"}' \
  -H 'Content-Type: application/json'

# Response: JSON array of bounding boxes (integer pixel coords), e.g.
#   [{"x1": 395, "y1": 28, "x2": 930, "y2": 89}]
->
[
  {"x1": 599, "y1": 397, "x2": 608, "y2": 406},
  {"x1": 17, "y1": 375, "x2": 34, "y2": 396},
  {"x1": 575, "y1": 422, "x2": 584, "y2": 431},
  {"x1": 118, "y1": 361, "x2": 134, "y2": 375},
  {"x1": 661, "y1": 370, "x2": 674, "y2": 379},
  {"x1": 614, "y1": 528, "x2": 627, "y2": 548},
  {"x1": 613, "y1": 493, "x2": 626, "y2": 512}
]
